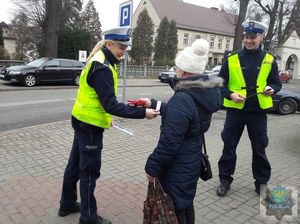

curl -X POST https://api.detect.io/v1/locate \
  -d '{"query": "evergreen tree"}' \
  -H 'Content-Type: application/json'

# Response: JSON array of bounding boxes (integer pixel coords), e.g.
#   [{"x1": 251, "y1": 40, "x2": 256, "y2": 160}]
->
[
  {"x1": 81, "y1": 0, "x2": 102, "y2": 46},
  {"x1": 0, "y1": 28, "x2": 4, "y2": 47},
  {"x1": 129, "y1": 9, "x2": 154, "y2": 65},
  {"x1": 58, "y1": 28, "x2": 93, "y2": 59},
  {"x1": 166, "y1": 20, "x2": 178, "y2": 66},
  {"x1": 153, "y1": 17, "x2": 169, "y2": 66}
]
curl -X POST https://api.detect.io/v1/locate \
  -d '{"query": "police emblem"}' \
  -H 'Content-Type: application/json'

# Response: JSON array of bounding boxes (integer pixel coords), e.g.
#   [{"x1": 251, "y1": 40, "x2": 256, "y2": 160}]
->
[
  {"x1": 261, "y1": 186, "x2": 296, "y2": 221},
  {"x1": 127, "y1": 27, "x2": 133, "y2": 37}
]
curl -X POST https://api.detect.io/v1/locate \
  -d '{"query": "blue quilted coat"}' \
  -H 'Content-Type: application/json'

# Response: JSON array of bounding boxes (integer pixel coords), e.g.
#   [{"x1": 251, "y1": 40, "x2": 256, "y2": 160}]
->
[{"x1": 145, "y1": 76, "x2": 223, "y2": 211}]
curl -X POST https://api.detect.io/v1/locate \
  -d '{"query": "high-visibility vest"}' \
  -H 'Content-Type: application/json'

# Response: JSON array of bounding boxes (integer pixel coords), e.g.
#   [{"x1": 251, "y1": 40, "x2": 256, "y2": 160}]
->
[
  {"x1": 72, "y1": 50, "x2": 118, "y2": 128},
  {"x1": 223, "y1": 53, "x2": 274, "y2": 109}
]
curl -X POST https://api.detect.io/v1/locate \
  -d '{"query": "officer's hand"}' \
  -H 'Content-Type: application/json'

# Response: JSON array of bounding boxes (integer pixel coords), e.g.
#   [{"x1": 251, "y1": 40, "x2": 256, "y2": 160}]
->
[
  {"x1": 262, "y1": 86, "x2": 274, "y2": 96},
  {"x1": 145, "y1": 108, "x2": 160, "y2": 119},
  {"x1": 230, "y1": 92, "x2": 246, "y2": 103},
  {"x1": 140, "y1": 98, "x2": 151, "y2": 108}
]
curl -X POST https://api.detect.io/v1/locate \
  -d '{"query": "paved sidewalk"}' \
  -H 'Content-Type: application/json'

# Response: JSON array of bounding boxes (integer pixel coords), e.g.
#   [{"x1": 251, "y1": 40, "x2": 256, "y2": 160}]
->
[{"x1": 0, "y1": 109, "x2": 299, "y2": 224}]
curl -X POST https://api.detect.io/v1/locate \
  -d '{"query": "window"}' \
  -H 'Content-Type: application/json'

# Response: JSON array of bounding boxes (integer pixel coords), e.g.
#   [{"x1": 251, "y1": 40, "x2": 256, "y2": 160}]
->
[
  {"x1": 61, "y1": 60, "x2": 74, "y2": 67},
  {"x1": 213, "y1": 58, "x2": 218, "y2": 66},
  {"x1": 195, "y1": 35, "x2": 201, "y2": 39},
  {"x1": 210, "y1": 36, "x2": 215, "y2": 49},
  {"x1": 218, "y1": 38, "x2": 223, "y2": 49},
  {"x1": 44, "y1": 59, "x2": 60, "y2": 67},
  {"x1": 226, "y1": 39, "x2": 230, "y2": 50},
  {"x1": 72, "y1": 61, "x2": 84, "y2": 67},
  {"x1": 183, "y1": 33, "x2": 189, "y2": 45}
]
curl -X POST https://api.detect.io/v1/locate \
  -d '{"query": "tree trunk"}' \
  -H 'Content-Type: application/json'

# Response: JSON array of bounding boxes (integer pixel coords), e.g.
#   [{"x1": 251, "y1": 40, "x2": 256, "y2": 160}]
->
[
  {"x1": 43, "y1": 0, "x2": 62, "y2": 57},
  {"x1": 263, "y1": 0, "x2": 279, "y2": 51},
  {"x1": 232, "y1": 0, "x2": 250, "y2": 52}
]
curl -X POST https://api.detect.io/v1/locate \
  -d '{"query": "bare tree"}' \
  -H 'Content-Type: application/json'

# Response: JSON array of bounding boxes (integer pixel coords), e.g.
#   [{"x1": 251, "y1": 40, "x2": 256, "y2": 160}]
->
[
  {"x1": 253, "y1": 0, "x2": 281, "y2": 50},
  {"x1": 11, "y1": 0, "x2": 82, "y2": 57},
  {"x1": 232, "y1": 0, "x2": 251, "y2": 51},
  {"x1": 277, "y1": 0, "x2": 300, "y2": 46}
]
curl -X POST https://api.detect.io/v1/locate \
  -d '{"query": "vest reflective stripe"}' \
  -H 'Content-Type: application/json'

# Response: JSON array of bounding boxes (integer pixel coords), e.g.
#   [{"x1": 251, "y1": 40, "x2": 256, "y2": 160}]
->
[
  {"x1": 72, "y1": 50, "x2": 118, "y2": 128},
  {"x1": 256, "y1": 53, "x2": 274, "y2": 109},
  {"x1": 223, "y1": 53, "x2": 274, "y2": 109}
]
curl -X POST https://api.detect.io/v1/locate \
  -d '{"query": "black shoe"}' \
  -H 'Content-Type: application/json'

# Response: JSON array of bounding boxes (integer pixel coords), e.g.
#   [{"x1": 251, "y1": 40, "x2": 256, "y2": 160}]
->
[
  {"x1": 78, "y1": 215, "x2": 112, "y2": 224},
  {"x1": 255, "y1": 184, "x2": 267, "y2": 195},
  {"x1": 58, "y1": 202, "x2": 80, "y2": 217},
  {"x1": 216, "y1": 182, "x2": 230, "y2": 197}
]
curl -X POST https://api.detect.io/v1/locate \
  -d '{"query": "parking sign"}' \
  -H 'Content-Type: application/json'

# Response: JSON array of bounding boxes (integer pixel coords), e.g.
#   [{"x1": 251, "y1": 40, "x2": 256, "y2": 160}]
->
[{"x1": 119, "y1": 0, "x2": 132, "y2": 27}]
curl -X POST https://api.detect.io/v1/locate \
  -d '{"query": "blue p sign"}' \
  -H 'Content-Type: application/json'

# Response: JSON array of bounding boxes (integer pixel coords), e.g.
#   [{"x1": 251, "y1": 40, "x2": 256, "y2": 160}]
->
[{"x1": 119, "y1": 1, "x2": 132, "y2": 27}]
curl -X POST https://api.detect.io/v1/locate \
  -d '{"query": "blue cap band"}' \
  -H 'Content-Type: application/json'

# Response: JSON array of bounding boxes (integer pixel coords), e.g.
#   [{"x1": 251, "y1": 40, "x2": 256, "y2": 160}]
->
[
  {"x1": 244, "y1": 27, "x2": 264, "y2": 34},
  {"x1": 104, "y1": 34, "x2": 130, "y2": 41}
]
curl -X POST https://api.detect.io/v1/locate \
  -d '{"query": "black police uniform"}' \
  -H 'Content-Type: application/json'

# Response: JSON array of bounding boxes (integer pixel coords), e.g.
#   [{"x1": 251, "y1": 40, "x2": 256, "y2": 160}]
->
[
  {"x1": 59, "y1": 47, "x2": 146, "y2": 224},
  {"x1": 218, "y1": 46, "x2": 282, "y2": 191}
]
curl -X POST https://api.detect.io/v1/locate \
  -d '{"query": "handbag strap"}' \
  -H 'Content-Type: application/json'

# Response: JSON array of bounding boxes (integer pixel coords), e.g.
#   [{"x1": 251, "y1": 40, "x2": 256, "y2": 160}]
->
[
  {"x1": 202, "y1": 132, "x2": 207, "y2": 155},
  {"x1": 147, "y1": 181, "x2": 155, "y2": 200}
]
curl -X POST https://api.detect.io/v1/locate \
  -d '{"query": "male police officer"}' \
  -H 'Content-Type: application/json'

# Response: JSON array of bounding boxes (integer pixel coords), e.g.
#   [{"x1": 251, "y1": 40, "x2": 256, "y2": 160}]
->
[{"x1": 216, "y1": 20, "x2": 282, "y2": 197}]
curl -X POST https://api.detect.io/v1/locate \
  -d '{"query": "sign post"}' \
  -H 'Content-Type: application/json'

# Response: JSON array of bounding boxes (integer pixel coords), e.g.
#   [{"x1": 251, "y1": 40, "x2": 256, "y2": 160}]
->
[{"x1": 119, "y1": 0, "x2": 132, "y2": 103}]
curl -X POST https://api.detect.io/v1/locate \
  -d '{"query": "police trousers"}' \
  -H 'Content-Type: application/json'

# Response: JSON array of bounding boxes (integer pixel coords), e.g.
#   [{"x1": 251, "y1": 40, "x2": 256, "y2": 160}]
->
[
  {"x1": 60, "y1": 123, "x2": 104, "y2": 224},
  {"x1": 218, "y1": 110, "x2": 271, "y2": 186}
]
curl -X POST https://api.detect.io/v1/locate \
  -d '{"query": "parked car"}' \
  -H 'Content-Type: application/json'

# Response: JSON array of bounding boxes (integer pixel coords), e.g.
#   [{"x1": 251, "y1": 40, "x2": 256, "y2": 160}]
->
[
  {"x1": 158, "y1": 66, "x2": 177, "y2": 83},
  {"x1": 279, "y1": 70, "x2": 292, "y2": 83},
  {"x1": 0, "y1": 57, "x2": 84, "y2": 87},
  {"x1": 271, "y1": 89, "x2": 300, "y2": 115},
  {"x1": 205, "y1": 65, "x2": 222, "y2": 74}
]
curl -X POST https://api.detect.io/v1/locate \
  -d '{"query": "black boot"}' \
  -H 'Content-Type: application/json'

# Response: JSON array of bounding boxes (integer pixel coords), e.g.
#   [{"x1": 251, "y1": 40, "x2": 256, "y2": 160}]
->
[
  {"x1": 78, "y1": 215, "x2": 112, "y2": 224},
  {"x1": 58, "y1": 202, "x2": 80, "y2": 217},
  {"x1": 216, "y1": 181, "x2": 230, "y2": 197}
]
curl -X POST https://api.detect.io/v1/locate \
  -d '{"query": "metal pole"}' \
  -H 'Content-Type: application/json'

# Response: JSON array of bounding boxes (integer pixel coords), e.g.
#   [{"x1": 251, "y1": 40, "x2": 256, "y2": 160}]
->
[{"x1": 122, "y1": 51, "x2": 128, "y2": 103}]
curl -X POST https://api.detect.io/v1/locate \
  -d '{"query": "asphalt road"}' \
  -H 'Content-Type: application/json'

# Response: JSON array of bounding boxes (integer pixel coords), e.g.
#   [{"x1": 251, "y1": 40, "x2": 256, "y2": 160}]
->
[
  {"x1": 0, "y1": 85, "x2": 173, "y2": 132},
  {"x1": 0, "y1": 79, "x2": 299, "y2": 132}
]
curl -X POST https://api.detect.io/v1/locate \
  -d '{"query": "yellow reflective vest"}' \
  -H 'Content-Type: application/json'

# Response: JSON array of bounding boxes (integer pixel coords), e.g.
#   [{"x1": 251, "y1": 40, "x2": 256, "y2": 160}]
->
[
  {"x1": 72, "y1": 50, "x2": 118, "y2": 128},
  {"x1": 223, "y1": 53, "x2": 274, "y2": 110}
]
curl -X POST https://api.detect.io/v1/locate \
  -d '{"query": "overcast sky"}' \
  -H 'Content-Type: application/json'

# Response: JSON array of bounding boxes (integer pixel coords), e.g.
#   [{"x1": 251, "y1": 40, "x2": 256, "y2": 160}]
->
[{"x1": 0, "y1": 0, "x2": 228, "y2": 30}]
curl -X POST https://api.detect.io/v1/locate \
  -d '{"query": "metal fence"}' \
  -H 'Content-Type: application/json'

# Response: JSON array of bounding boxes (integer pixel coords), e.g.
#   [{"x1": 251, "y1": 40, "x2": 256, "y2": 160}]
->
[
  {"x1": 118, "y1": 64, "x2": 171, "y2": 78},
  {"x1": 0, "y1": 60, "x2": 26, "y2": 69},
  {"x1": 0, "y1": 60, "x2": 171, "y2": 78}
]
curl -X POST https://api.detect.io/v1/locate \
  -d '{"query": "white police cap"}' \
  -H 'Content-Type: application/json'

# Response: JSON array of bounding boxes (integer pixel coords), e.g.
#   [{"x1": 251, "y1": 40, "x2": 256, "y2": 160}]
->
[
  {"x1": 101, "y1": 27, "x2": 133, "y2": 46},
  {"x1": 242, "y1": 20, "x2": 267, "y2": 34}
]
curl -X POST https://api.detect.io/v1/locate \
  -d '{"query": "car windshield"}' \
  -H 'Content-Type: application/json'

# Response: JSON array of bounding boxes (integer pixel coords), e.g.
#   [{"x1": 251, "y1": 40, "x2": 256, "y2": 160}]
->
[
  {"x1": 169, "y1": 66, "x2": 176, "y2": 71},
  {"x1": 212, "y1": 65, "x2": 221, "y2": 71},
  {"x1": 26, "y1": 58, "x2": 49, "y2": 67}
]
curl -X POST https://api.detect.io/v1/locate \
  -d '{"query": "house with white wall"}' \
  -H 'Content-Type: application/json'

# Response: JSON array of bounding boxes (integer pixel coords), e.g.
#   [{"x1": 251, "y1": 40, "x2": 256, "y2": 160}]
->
[
  {"x1": 275, "y1": 30, "x2": 300, "y2": 79},
  {"x1": 0, "y1": 22, "x2": 17, "y2": 59},
  {"x1": 132, "y1": 0, "x2": 235, "y2": 68}
]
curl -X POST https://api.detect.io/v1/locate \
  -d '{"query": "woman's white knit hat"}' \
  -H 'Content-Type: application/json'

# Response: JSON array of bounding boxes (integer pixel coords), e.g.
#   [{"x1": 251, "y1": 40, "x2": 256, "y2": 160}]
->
[{"x1": 175, "y1": 38, "x2": 209, "y2": 74}]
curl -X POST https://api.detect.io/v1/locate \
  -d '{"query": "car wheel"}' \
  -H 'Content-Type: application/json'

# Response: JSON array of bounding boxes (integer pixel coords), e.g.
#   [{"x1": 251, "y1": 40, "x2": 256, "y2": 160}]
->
[
  {"x1": 74, "y1": 74, "x2": 80, "y2": 86},
  {"x1": 277, "y1": 98, "x2": 297, "y2": 115},
  {"x1": 24, "y1": 74, "x2": 37, "y2": 87}
]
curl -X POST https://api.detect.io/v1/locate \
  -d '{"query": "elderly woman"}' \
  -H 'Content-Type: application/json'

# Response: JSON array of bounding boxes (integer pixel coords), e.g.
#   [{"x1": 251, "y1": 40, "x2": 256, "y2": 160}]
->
[
  {"x1": 58, "y1": 27, "x2": 159, "y2": 224},
  {"x1": 144, "y1": 39, "x2": 223, "y2": 224}
]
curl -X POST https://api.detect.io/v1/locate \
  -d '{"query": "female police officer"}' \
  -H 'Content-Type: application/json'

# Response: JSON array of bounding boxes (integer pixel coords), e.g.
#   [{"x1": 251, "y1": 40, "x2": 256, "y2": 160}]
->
[{"x1": 58, "y1": 27, "x2": 159, "y2": 224}]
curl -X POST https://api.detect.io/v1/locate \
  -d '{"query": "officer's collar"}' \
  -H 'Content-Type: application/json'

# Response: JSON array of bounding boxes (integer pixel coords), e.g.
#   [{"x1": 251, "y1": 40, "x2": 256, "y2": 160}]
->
[{"x1": 102, "y1": 46, "x2": 120, "y2": 65}]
